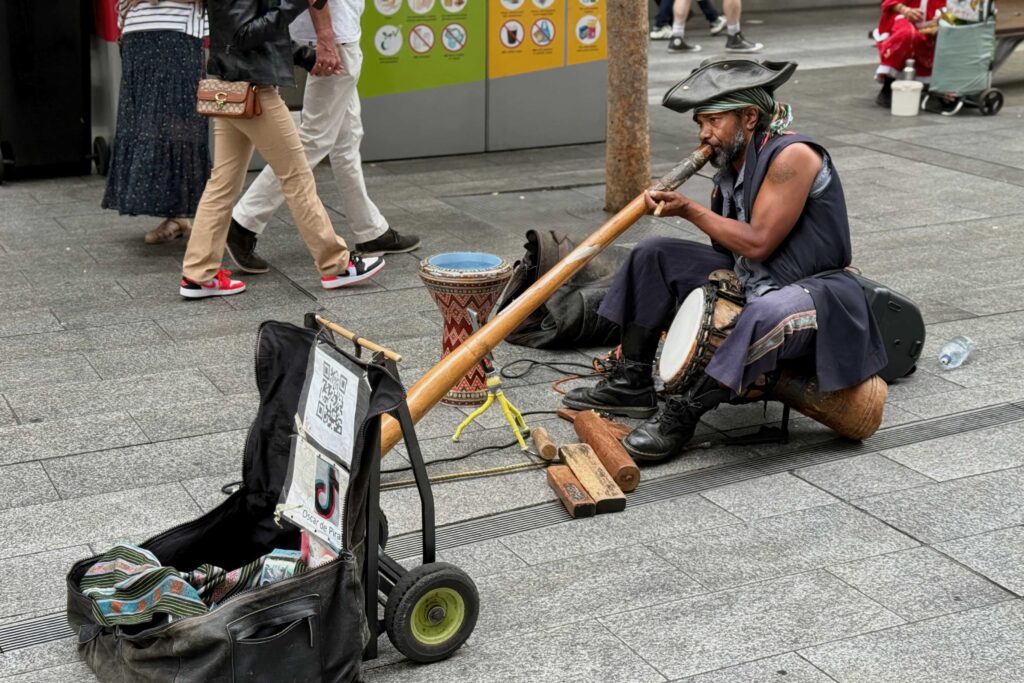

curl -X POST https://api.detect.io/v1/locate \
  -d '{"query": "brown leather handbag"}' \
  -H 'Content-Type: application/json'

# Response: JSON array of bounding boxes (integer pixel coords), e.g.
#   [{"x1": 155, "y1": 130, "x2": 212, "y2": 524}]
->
[{"x1": 196, "y1": 78, "x2": 262, "y2": 118}]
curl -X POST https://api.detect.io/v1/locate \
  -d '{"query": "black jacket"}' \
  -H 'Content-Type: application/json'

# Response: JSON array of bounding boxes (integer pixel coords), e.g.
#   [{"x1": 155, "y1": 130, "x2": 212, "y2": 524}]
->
[{"x1": 206, "y1": 0, "x2": 313, "y2": 87}]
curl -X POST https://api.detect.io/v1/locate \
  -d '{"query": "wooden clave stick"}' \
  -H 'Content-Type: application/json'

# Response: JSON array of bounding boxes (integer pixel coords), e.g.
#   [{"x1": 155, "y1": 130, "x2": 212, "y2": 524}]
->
[
  {"x1": 559, "y1": 443, "x2": 626, "y2": 513},
  {"x1": 557, "y1": 406, "x2": 633, "y2": 441},
  {"x1": 572, "y1": 410, "x2": 640, "y2": 493},
  {"x1": 531, "y1": 427, "x2": 557, "y2": 461},
  {"x1": 547, "y1": 465, "x2": 596, "y2": 518}
]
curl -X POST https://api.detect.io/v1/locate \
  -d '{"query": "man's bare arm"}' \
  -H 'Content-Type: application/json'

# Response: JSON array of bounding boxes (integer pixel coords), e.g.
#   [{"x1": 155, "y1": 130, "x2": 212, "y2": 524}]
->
[
  {"x1": 743, "y1": 143, "x2": 821, "y2": 259},
  {"x1": 645, "y1": 143, "x2": 821, "y2": 261}
]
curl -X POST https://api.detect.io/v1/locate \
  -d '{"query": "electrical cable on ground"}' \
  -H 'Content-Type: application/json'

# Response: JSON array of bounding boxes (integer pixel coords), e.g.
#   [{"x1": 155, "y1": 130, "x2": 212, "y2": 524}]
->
[
  {"x1": 220, "y1": 348, "x2": 622, "y2": 495},
  {"x1": 220, "y1": 409, "x2": 567, "y2": 494},
  {"x1": 499, "y1": 358, "x2": 596, "y2": 380},
  {"x1": 500, "y1": 350, "x2": 622, "y2": 395},
  {"x1": 379, "y1": 409, "x2": 560, "y2": 486}
]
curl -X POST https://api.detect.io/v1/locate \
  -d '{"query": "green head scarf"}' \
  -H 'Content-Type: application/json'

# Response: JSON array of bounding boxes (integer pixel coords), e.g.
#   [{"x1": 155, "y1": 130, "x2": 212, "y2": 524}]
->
[{"x1": 693, "y1": 87, "x2": 793, "y2": 137}]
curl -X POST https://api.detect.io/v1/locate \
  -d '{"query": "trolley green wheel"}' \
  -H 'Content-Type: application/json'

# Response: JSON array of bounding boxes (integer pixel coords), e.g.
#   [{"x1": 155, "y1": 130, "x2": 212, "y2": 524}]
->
[{"x1": 384, "y1": 562, "x2": 478, "y2": 663}]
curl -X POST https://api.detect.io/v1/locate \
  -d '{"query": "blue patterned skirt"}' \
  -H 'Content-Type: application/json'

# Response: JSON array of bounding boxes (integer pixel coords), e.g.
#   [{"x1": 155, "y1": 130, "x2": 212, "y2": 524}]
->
[{"x1": 102, "y1": 31, "x2": 210, "y2": 218}]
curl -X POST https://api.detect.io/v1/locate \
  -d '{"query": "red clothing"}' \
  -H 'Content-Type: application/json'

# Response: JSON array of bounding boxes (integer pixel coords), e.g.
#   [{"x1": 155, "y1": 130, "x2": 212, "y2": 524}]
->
[{"x1": 875, "y1": 0, "x2": 946, "y2": 79}]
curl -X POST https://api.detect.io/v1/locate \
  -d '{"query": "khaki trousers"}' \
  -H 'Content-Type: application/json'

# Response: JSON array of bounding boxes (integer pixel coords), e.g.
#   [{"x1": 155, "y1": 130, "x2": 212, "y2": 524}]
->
[{"x1": 182, "y1": 87, "x2": 349, "y2": 283}]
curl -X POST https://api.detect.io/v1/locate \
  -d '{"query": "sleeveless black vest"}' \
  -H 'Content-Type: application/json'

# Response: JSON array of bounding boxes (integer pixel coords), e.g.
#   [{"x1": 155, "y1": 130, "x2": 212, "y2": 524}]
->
[{"x1": 712, "y1": 131, "x2": 887, "y2": 392}]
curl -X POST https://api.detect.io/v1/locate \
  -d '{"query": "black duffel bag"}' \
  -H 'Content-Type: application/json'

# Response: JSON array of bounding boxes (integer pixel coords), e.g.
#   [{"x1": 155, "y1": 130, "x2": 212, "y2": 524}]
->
[
  {"x1": 495, "y1": 229, "x2": 629, "y2": 349},
  {"x1": 66, "y1": 320, "x2": 404, "y2": 683}
]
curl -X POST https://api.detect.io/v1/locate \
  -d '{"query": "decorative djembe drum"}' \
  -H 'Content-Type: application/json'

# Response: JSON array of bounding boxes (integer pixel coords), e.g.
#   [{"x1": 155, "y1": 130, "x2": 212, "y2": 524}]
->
[{"x1": 419, "y1": 252, "x2": 513, "y2": 405}]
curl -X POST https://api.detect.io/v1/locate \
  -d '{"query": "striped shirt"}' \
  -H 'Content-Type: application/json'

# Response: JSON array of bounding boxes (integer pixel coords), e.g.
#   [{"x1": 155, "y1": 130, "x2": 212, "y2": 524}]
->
[{"x1": 119, "y1": 0, "x2": 208, "y2": 39}]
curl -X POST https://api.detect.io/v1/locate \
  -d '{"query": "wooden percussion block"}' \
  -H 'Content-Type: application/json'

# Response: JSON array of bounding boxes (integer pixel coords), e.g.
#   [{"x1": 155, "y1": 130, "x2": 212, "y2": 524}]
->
[
  {"x1": 547, "y1": 465, "x2": 596, "y2": 518},
  {"x1": 572, "y1": 410, "x2": 640, "y2": 492},
  {"x1": 559, "y1": 443, "x2": 626, "y2": 514}
]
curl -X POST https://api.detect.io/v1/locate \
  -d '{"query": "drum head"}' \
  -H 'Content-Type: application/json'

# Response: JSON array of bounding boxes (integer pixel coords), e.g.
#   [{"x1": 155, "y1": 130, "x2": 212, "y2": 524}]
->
[
  {"x1": 426, "y1": 252, "x2": 504, "y2": 272},
  {"x1": 659, "y1": 288, "x2": 706, "y2": 385}
]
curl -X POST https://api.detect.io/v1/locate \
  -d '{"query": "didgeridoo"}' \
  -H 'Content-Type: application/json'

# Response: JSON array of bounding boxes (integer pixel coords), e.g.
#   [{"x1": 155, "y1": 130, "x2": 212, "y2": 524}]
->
[{"x1": 379, "y1": 145, "x2": 714, "y2": 455}]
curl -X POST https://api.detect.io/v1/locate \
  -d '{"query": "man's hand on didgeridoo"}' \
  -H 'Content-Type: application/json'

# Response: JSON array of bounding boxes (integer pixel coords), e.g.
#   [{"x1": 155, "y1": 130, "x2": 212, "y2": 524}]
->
[{"x1": 645, "y1": 190, "x2": 692, "y2": 218}]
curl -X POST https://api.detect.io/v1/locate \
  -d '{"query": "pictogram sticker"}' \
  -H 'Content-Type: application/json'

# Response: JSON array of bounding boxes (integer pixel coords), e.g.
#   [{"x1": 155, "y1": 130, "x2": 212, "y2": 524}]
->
[{"x1": 500, "y1": 19, "x2": 525, "y2": 48}]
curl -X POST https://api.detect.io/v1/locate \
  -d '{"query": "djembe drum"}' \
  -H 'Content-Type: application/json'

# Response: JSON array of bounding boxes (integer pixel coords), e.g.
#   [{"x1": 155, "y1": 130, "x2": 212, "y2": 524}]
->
[
  {"x1": 420, "y1": 252, "x2": 513, "y2": 405},
  {"x1": 658, "y1": 272, "x2": 888, "y2": 441}
]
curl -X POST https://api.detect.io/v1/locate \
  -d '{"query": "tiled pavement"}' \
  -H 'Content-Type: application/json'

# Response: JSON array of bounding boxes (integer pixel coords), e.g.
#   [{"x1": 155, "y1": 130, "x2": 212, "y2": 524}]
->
[{"x1": 2, "y1": 9, "x2": 1024, "y2": 682}]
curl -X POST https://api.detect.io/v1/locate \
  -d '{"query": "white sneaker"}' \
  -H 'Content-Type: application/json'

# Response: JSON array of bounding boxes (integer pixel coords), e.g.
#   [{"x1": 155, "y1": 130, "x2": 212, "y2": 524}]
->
[
  {"x1": 650, "y1": 25, "x2": 673, "y2": 40},
  {"x1": 709, "y1": 17, "x2": 727, "y2": 35},
  {"x1": 321, "y1": 255, "x2": 385, "y2": 289}
]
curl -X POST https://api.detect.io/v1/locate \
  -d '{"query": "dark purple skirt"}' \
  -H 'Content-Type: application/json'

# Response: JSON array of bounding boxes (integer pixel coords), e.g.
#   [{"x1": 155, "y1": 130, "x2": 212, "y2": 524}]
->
[{"x1": 102, "y1": 30, "x2": 210, "y2": 218}]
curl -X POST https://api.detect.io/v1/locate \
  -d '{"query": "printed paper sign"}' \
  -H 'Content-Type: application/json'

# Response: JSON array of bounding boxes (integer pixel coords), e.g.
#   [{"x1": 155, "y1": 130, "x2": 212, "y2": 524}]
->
[
  {"x1": 301, "y1": 344, "x2": 359, "y2": 466},
  {"x1": 280, "y1": 437, "x2": 350, "y2": 552}
]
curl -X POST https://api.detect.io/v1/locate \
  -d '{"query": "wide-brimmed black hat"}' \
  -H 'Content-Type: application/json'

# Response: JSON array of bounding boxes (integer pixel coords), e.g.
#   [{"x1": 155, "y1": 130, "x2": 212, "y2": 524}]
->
[{"x1": 662, "y1": 58, "x2": 798, "y2": 114}]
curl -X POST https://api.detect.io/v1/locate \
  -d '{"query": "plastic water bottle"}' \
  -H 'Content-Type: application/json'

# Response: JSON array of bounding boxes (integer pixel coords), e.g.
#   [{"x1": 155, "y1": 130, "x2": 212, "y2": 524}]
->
[
  {"x1": 938, "y1": 335, "x2": 974, "y2": 369},
  {"x1": 902, "y1": 59, "x2": 916, "y2": 81}
]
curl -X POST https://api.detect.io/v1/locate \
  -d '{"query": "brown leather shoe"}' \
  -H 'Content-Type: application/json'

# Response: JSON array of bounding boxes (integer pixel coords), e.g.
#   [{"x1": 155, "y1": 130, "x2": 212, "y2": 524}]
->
[{"x1": 144, "y1": 218, "x2": 191, "y2": 245}]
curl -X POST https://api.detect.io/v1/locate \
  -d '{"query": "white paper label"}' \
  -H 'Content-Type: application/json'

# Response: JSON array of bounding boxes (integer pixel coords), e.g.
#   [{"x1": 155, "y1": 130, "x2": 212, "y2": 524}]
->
[
  {"x1": 302, "y1": 345, "x2": 359, "y2": 466},
  {"x1": 280, "y1": 438, "x2": 349, "y2": 551}
]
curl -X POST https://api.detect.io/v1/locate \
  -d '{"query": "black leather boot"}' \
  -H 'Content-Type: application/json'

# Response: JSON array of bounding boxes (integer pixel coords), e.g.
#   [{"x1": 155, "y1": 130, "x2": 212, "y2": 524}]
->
[
  {"x1": 623, "y1": 373, "x2": 731, "y2": 462},
  {"x1": 562, "y1": 358, "x2": 657, "y2": 418},
  {"x1": 225, "y1": 219, "x2": 270, "y2": 274}
]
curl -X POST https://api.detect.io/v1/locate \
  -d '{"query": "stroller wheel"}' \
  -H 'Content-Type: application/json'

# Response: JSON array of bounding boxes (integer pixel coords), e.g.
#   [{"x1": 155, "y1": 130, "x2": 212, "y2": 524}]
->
[{"x1": 979, "y1": 89, "x2": 1003, "y2": 116}]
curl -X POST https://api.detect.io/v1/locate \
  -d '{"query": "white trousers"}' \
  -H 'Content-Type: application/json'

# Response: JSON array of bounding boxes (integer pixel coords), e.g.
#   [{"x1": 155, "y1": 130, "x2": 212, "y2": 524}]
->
[{"x1": 232, "y1": 43, "x2": 387, "y2": 244}]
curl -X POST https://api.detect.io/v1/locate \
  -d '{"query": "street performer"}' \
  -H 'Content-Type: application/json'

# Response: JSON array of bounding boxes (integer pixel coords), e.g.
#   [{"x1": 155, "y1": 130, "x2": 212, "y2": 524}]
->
[{"x1": 564, "y1": 58, "x2": 887, "y2": 462}]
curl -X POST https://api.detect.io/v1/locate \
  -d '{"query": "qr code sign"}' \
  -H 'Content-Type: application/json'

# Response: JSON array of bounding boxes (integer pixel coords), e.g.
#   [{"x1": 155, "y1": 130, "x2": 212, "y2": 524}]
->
[{"x1": 315, "y1": 361, "x2": 349, "y2": 436}]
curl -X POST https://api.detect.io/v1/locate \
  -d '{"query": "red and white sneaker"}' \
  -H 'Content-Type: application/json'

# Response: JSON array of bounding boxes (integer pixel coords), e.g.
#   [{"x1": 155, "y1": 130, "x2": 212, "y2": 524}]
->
[
  {"x1": 179, "y1": 269, "x2": 246, "y2": 298},
  {"x1": 321, "y1": 255, "x2": 385, "y2": 289}
]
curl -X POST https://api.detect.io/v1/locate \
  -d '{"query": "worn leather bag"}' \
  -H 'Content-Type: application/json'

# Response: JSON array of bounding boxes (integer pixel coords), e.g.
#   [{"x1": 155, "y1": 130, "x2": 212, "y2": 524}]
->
[
  {"x1": 495, "y1": 229, "x2": 627, "y2": 349},
  {"x1": 197, "y1": 78, "x2": 262, "y2": 118},
  {"x1": 66, "y1": 321, "x2": 405, "y2": 683}
]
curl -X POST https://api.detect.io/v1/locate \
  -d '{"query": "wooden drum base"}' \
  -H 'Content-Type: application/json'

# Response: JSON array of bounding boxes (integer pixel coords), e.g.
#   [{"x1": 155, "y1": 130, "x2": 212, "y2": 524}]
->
[{"x1": 770, "y1": 372, "x2": 888, "y2": 441}]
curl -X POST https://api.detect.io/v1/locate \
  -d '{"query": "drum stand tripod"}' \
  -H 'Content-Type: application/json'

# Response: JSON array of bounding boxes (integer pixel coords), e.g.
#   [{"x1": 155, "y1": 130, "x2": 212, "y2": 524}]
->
[{"x1": 452, "y1": 310, "x2": 530, "y2": 450}]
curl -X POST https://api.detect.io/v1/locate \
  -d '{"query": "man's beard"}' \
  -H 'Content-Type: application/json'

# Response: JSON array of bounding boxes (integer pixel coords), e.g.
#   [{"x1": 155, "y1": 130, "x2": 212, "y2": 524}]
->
[{"x1": 710, "y1": 128, "x2": 747, "y2": 169}]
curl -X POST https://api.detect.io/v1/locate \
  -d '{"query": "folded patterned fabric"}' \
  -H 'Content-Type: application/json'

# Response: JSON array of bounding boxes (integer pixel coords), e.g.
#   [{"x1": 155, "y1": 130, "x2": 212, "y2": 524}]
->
[
  {"x1": 80, "y1": 545, "x2": 207, "y2": 626},
  {"x1": 186, "y1": 548, "x2": 305, "y2": 608},
  {"x1": 80, "y1": 544, "x2": 307, "y2": 626}
]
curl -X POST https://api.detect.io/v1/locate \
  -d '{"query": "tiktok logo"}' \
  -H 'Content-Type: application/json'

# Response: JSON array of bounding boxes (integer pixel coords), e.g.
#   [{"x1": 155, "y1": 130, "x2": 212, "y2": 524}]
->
[{"x1": 315, "y1": 468, "x2": 339, "y2": 519}]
